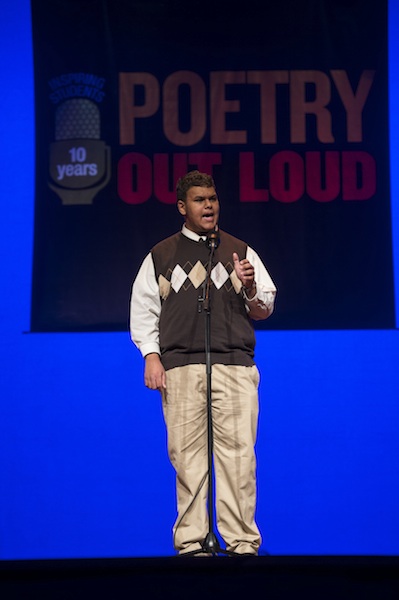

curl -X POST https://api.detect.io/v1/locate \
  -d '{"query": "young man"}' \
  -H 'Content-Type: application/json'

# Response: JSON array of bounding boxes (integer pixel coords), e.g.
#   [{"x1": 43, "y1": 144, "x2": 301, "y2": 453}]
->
[{"x1": 130, "y1": 170, "x2": 276, "y2": 555}]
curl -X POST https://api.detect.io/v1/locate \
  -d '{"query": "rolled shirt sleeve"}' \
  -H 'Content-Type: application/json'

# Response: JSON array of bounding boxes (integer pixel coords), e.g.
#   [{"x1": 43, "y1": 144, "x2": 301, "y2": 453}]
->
[
  {"x1": 130, "y1": 253, "x2": 162, "y2": 358},
  {"x1": 244, "y1": 246, "x2": 277, "y2": 319}
]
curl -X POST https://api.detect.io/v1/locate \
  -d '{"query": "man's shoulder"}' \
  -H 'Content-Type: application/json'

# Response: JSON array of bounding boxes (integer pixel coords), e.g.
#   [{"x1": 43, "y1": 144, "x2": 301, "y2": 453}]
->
[
  {"x1": 219, "y1": 229, "x2": 247, "y2": 248},
  {"x1": 151, "y1": 231, "x2": 182, "y2": 254}
]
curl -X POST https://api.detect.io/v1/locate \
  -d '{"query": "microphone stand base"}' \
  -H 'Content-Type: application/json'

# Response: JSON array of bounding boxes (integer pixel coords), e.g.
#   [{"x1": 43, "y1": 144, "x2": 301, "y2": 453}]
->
[
  {"x1": 178, "y1": 533, "x2": 241, "y2": 557},
  {"x1": 201, "y1": 532, "x2": 221, "y2": 554}
]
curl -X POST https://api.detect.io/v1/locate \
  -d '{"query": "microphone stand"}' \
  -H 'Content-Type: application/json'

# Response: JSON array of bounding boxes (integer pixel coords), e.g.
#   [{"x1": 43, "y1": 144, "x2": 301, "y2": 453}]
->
[{"x1": 185, "y1": 231, "x2": 237, "y2": 557}]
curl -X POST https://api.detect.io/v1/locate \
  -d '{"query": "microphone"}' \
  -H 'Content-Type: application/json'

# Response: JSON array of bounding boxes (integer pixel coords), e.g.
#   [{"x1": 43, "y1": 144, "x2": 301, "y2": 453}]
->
[
  {"x1": 207, "y1": 229, "x2": 220, "y2": 250},
  {"x1": 48, "y1": 98, "x2": 111, "y2": 205}
]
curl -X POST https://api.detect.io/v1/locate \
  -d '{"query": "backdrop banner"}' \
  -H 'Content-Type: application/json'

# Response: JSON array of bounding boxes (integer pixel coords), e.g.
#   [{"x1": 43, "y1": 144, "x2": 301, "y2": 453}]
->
[{"x1": 30, "y1": 0, "x2": 395, "y2": 331}]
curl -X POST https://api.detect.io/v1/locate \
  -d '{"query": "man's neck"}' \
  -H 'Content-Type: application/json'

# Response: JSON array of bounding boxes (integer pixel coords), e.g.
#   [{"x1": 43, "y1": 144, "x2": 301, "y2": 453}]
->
[{"x1": 182, "y1": 224, "x2": 207, "y2": 242}]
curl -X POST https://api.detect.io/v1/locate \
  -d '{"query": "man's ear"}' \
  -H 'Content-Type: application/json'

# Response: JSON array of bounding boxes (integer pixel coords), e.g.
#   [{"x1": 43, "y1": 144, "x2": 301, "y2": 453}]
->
[{"x1": 177, "y1": 200, "x2": 186, "y2": 216}]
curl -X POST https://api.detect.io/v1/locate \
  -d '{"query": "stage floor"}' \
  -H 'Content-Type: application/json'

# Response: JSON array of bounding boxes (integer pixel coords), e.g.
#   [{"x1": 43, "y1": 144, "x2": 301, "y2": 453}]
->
[{"x1": 1, "y1": 555, "x2": 399, "y2": 599}]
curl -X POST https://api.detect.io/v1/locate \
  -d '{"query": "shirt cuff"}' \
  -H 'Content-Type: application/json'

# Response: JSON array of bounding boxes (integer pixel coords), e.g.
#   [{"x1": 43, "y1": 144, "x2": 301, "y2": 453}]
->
[
  {"x1": 140, "y1": 342, "x2": 161, "y2": 358},
  {"x1": 242, "y1": 283, "x2": 258, "y2": 302}
]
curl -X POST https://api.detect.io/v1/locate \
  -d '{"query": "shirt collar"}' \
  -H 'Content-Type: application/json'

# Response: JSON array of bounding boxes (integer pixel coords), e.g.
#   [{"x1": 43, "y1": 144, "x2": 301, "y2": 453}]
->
[{"x1": 182, "y1": 224, "x2": 207, "y2": 243}]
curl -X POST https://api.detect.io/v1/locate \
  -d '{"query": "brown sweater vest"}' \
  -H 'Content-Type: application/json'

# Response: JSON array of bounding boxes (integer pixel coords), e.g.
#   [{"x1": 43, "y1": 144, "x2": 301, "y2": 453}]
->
[{"x1": 151, "y1": 230, "x2": 255, "y2": 371}]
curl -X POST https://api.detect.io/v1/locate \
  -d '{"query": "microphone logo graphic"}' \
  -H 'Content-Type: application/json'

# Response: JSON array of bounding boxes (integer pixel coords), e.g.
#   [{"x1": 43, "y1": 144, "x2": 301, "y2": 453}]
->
[{"x1": 48, "y1": 98, "x2": 111, "y2": 205}]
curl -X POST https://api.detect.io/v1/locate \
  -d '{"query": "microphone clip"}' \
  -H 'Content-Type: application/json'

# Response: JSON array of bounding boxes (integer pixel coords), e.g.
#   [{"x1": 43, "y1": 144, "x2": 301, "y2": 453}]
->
[{"x1": 207, "y1": 230, "x2": 220, "y2": 251}]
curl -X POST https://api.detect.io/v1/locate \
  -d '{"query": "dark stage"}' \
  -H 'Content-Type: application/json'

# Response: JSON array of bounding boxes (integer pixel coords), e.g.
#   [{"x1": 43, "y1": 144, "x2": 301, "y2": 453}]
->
[{"x1": 1, "y1": 555, "x2": 399, "y2": 599}]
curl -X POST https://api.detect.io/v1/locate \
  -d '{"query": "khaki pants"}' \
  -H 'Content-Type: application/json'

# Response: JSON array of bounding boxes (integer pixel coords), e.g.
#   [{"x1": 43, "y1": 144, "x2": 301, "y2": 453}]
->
[{"x1": 162, "y1": 363, "x2": 262, "y2": 555}]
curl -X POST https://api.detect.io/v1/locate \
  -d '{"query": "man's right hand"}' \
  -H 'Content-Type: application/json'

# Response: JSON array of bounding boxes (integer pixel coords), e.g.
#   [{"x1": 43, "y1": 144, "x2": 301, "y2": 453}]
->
[{"x1": 144, "y1": 353, "x2": 166, "y2": 391}]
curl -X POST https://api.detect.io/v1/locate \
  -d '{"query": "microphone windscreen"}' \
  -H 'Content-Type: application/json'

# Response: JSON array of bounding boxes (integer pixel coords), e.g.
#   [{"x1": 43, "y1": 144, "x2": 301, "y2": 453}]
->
[{"x1": 55, "y1": 99, "x2": 100, "y2": 141}]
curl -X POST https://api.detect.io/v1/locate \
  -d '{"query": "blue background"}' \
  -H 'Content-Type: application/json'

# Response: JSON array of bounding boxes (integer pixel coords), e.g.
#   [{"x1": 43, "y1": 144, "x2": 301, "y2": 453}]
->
[{"x1": 0, "y1": 0, "x2": 398, "y2": 559}]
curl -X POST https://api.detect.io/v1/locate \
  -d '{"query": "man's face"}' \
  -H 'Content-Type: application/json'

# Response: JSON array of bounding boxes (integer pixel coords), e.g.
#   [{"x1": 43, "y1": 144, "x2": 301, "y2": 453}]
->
[{"x1": 177, "y1": 186, "x2": 220, "y2": 235}]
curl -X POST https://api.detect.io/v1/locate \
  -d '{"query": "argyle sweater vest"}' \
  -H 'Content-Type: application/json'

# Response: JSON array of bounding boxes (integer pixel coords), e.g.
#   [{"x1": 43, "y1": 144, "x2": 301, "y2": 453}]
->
[{"x1": 151, "y1": 230, "x2": 256, "y2": 371}]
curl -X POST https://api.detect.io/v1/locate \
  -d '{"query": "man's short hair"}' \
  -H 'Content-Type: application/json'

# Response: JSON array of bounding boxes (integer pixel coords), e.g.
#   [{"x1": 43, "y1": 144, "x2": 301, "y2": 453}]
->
[{"x1": 176, "y1": 171, "x2": 216, "y2": 201}]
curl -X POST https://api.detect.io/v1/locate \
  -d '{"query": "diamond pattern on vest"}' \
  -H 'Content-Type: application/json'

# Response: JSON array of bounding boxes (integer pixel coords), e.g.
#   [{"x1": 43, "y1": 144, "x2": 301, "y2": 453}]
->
[
  {"x1": 159, "y1": 274, "x2": 171, "y2": 300},
  {"x1": 171, "y1": 264, "x2": 187, "y2": 293},
  {"x1": 211, "y1": 262, "x2": 229, "y2": 289},
  {"x1": 160, "y1": 261, "x2": 241, "y2": 299},
  {"x1": 188, "y1": 261, "x2": 207, "y2": 289}
]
